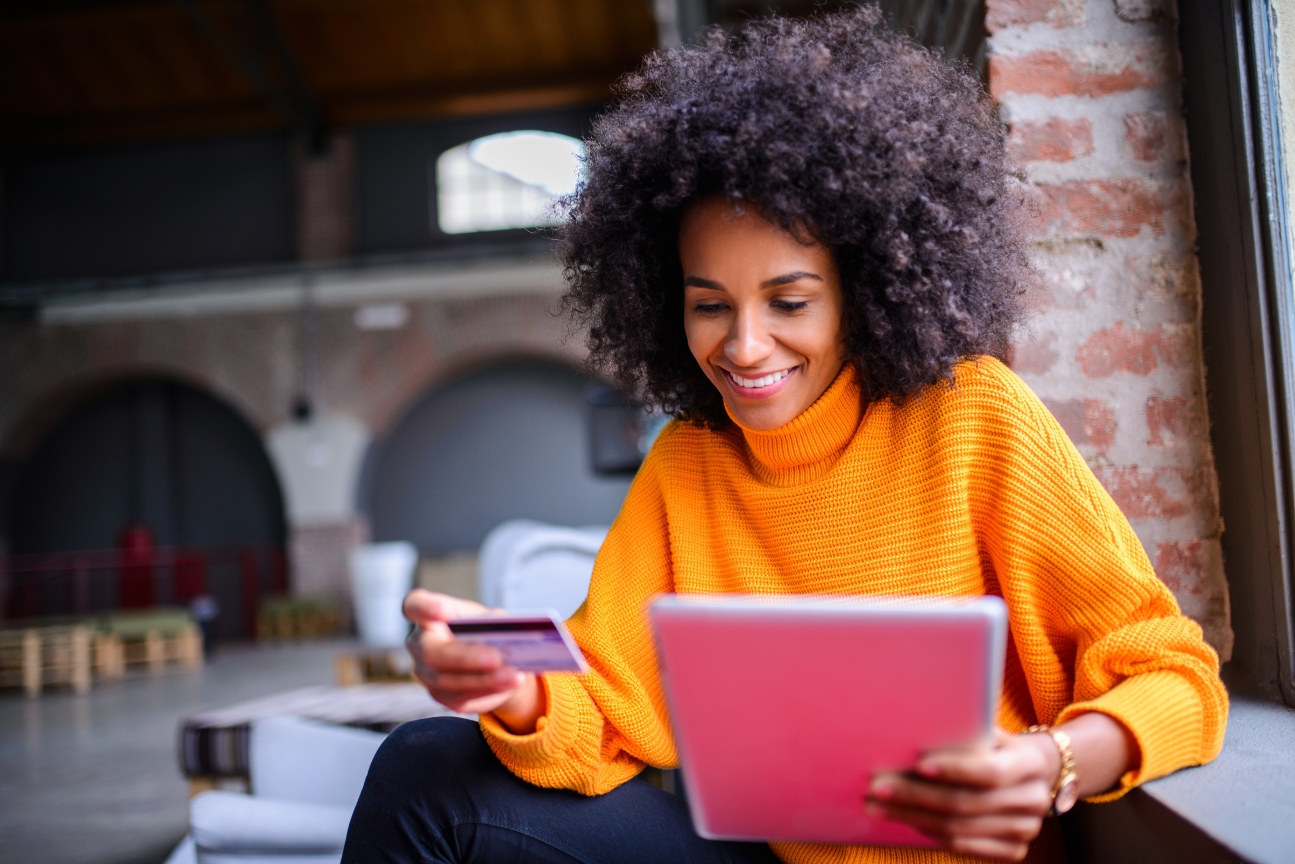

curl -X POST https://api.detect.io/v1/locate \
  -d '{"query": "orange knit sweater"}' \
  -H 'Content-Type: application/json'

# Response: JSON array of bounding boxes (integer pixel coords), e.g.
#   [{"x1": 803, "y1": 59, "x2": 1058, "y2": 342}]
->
[{"x1": 480, "y1": 357, "x2": 1228, "y2": 864}]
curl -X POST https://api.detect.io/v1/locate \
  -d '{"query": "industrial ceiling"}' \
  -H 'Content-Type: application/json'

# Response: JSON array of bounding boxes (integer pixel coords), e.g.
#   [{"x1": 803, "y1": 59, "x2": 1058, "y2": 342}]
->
[{"x1": 0, "y1": 0, "x2": 659, "y2": 152}]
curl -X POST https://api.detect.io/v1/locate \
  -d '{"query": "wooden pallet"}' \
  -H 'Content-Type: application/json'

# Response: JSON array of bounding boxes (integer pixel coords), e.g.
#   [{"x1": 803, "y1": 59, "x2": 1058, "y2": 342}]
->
[
  {"x1": 0, "y1": 610, "x2": 201, "y2": 693},
  {"x1": 116, "y1": 626, "x2": 202, "y2": 672},
  {"x1": 259, "y1": 595, "x2": 346, "y2": 640},
  {"x1": 334, "y1": 650, "x2": 415, "y2": 686},
  {"x1": 0, "y1": 626, "x2": 92, "y2": 696},
  {"x1": 94, "y1": 632, "x2": 125, "y2": 679},
  {"x1": 186, "y1": 776, "x2": 250, "y2": 798},
  {"x1": 98, "y1": 611, "x2": 203, "y2": 673}
]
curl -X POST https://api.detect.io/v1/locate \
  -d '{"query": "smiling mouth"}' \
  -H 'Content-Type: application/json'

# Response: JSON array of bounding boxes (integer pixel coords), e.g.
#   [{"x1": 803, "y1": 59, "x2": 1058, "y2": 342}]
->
[{"x1": 722, "y1": 367, "x2": 796, "y2": 390}]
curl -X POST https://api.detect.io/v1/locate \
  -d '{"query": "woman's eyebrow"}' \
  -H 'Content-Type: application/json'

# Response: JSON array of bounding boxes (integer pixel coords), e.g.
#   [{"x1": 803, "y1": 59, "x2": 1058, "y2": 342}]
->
[
  {"x1": 763, "y1": 271, "x2": 823, "y2": 287},
  {"x1": 683, "y1": 276, "x2": 725, "y2": 289}
]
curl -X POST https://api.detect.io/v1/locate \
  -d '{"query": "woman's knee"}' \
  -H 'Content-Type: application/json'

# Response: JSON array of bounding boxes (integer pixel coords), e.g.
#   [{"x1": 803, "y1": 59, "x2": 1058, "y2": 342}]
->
[
  {"x1": 347, "y1": 718, "x2": 488, "y2": 860},
  {"x1": 365, "y1": 716, "x2": 488, "y2": 797}
]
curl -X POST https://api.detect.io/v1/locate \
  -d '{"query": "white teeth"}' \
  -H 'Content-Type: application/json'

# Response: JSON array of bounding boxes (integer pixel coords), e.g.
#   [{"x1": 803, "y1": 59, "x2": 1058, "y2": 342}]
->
[{"x1": 728, "y1": 369, "x2": 792, "y2": 388}]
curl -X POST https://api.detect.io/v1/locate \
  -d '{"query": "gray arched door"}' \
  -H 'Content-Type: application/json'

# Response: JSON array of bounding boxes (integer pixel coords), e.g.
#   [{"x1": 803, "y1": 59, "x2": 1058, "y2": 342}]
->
[
  {"x1": 6, "y1": 380, "x2": 285, "y2": 635},
  {"x1": 365, "y1": 361, "x2": 632, "y2": 554}
]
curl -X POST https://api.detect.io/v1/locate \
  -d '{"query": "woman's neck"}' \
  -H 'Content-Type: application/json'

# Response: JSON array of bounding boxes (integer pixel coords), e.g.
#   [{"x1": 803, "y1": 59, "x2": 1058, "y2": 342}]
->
[{"x1": 725, "y1": 363, "x2": 865, "y2": 486}]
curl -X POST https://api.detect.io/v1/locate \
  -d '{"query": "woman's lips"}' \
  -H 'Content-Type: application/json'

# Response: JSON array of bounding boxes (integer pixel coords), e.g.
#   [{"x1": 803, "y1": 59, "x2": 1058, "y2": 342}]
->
[{"x1": 721, "y1": 366, "x2": 798, "y2": 399}]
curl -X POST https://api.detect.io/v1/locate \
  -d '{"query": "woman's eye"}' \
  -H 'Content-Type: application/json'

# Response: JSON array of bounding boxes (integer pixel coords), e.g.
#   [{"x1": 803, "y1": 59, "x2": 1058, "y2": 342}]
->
[
  {"x1": 693, "y1": 303, "x2": 728, "y2": 314},
  {"x1": 772, "y1": 300, "x2": 809, "y2": 312}
]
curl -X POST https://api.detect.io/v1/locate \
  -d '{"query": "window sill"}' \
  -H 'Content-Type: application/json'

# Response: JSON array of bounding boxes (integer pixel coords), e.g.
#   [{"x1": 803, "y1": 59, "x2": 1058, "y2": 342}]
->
[{"x1": 1063, "y1": 698, "x2": 1295, "y2": 864}]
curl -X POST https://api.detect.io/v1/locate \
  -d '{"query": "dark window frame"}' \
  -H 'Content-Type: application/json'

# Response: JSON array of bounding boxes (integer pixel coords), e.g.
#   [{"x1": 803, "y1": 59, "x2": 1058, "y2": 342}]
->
[
  {"x1": 355, "y1": 106, "x2": 599, "y2": 258},
  {"x1": 1182, "y1": 0, "x2": 1295, "y2": 705}
]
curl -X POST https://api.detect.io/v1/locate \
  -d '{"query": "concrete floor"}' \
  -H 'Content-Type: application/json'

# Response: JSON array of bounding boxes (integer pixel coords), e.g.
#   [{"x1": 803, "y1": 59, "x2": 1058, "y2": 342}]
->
[{"x1": 0, "y1": 638, "x2": 360, "y2": 864}]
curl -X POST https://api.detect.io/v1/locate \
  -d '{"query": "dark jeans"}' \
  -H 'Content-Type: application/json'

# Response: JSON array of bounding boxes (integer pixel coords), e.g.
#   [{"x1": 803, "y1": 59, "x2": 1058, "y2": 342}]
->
[{"x1": 342, "y1": 717, "x2": 781, "y2": 864}]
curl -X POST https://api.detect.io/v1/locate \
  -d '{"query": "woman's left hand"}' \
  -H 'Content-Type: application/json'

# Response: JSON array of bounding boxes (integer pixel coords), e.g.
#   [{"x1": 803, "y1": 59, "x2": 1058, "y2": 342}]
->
[{"x1": 866, "y1": 729, "x2": 1060, "y2": 862}]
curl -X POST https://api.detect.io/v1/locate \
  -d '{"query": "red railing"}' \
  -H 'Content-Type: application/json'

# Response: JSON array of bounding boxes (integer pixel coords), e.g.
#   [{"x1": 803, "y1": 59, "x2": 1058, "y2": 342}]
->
[{"x1": 0, "y1": 544, "x2": 288, "y2": 641}]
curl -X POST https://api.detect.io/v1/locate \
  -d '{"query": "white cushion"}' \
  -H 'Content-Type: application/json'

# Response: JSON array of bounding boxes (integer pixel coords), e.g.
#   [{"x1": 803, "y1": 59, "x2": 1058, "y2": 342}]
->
[
  {"x1": 197, "y1": 852, "x2": 340, "y2": 864},
  {"x1": 478, "y1": 520, "x2": 608, "y2": 618},
  {"x1": 163, "y1": 836, "x2": 196, "y2": 864},
  {"x1": 197, "y1": 851, "x2": 340, "y2": 864},
  {"x1": 190, "y1": 791, "x2": 351, "y2": 853},
  {"x1": 477, "y1": 519, "x2": 551, "y2": 608},
  {"x1": 249, "y1": 715, "x2": 384, "y2": 809}
]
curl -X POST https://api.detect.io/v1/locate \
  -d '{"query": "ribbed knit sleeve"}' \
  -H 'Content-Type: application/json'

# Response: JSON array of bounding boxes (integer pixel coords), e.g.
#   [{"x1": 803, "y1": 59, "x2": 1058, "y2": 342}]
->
[
  {"x1": 479, "y1": 428, "x2": 681, "y2": 795},
  {"x1": 966, "y1": 365, "x2": 1228, "y2": 799}
]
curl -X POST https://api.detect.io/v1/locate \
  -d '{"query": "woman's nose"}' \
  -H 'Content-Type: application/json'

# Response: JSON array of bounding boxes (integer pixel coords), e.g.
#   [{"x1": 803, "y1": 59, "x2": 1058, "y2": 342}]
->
[{"x1": 724, "y1": 309, "x2": 774, "y2": 367}]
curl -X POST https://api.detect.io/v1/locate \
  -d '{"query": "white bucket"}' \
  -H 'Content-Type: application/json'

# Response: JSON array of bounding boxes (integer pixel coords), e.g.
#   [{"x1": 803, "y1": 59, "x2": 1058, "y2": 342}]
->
[{"x1": 349, "y1": 542, "x2": 418, "y2": 647}]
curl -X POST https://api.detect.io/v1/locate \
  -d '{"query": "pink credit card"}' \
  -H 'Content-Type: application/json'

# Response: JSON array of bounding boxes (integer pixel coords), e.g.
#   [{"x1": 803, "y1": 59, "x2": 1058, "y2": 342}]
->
[
  {"x1": 448, "y1": 610, "x2": 588, "y2": 674},
  {"x1": 650, "y1": 594, "x2": 1007, "y2": 847}
]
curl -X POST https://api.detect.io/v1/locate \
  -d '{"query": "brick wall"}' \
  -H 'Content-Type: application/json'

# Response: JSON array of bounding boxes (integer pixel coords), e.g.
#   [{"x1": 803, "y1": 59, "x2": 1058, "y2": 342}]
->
[
  {"x1": 0, "y1": 291, "x2": 576, "y2": 455},
  {"x1": 988, "y1": 0, "x2": 1232, "y2": 656},
  {"x1": 0, "y1": 287, "x2": 580, "y2": 611},
  {"x1": 295, "y1": 133, "x2": 355, "y2": 262}
]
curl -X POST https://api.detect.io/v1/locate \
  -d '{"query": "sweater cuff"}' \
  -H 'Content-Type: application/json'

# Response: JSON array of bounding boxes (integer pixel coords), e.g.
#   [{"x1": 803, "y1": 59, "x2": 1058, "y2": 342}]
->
[
  {"x1": 480, "y1": 674, "x2": 585, "y2": 770},
  {"x1": 1055, "y1": 669, "x2": 1207, "y2": 802}
]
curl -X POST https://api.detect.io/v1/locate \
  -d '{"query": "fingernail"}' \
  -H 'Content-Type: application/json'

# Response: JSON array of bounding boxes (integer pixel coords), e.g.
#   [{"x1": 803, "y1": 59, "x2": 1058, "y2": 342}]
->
[
  {"x1": 917, "y1": 761, "x2": 940, "y2": 778},
  {"x1": 869, "y1": 780, "x2": 893, "y2": 799}
]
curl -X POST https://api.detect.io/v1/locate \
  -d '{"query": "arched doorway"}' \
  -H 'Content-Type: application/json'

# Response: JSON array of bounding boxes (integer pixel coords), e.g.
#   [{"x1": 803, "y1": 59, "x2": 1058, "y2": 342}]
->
[
  {"x1": 365, "y1": 360, "x2": 632, "y2": 554},
  {"x1": 5, "y1": 379, "x2": 286, "y2": 639}
]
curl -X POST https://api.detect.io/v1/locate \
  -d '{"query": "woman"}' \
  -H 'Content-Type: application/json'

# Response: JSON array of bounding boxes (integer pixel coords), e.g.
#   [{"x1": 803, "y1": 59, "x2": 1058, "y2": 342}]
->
[{"x1": 344, "y1": 9, "x2": 1226, "y2": 863}]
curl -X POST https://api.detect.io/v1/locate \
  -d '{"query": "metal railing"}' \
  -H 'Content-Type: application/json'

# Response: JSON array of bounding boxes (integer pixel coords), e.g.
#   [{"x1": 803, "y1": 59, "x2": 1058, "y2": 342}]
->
[{"x1": 0, "y1": 545, "x2": 288, "y2": 642}]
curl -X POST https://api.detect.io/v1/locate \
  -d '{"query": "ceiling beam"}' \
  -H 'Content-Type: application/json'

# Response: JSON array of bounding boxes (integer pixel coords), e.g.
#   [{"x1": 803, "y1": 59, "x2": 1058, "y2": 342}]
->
[
  {"x1": 243, "y1": 0, "x2": 325, "y2": 151},
  {"x1": 172, "y1": 0, "x2": 323, "y2": 145},
  {"x1": 0, "y1": 80, "x2": 614, "y2": 153},
  {"x1": 325, "y1": 82, "x2": 616, "y2": 127}
]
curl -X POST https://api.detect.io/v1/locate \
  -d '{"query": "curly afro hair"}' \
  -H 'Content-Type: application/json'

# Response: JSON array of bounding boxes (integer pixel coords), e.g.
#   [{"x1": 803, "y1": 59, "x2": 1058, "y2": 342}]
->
[{"x1": 559, "y1": 5, "x2": 1030, "y2": 427}]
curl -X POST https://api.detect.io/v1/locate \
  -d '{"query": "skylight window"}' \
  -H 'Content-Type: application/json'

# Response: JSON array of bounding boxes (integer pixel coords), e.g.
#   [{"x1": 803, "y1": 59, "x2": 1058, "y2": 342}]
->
[{"x1": 434, "y1": 130, "x2": 584, "y2": 235}]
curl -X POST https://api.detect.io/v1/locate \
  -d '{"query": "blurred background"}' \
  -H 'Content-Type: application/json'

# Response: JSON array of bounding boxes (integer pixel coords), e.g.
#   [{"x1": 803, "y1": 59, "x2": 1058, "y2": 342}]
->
[
  {"x1": 0, "y1": 0, "x2": 982, "y2": 643},
  {"x1": 0, "y1": 3, "x2": 987, "y2": 863}
]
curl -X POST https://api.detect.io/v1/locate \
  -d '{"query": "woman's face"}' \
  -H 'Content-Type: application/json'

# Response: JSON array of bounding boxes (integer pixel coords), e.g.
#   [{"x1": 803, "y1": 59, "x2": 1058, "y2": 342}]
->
[{"x1": 680, "y1": 196, "x2": 847, "y2": 431}]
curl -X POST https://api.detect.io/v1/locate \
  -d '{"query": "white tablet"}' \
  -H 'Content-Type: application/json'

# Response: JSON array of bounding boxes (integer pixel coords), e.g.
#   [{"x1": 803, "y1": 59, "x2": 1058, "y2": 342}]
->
[{"x1": 649, "y1": 594, "x2": 1008, "y2": 847}]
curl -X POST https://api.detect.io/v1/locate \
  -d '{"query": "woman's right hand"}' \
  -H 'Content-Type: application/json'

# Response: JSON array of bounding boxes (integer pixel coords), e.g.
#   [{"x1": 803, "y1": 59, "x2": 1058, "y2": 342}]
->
[{"x1": 403, "y1": 589, "x2": 544, "y2": 732}]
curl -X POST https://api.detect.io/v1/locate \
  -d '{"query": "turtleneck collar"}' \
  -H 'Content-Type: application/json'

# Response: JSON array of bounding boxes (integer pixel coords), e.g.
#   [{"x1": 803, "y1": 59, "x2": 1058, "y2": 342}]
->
[{"x1": 725, "y1": 362, "x2": 866, "y2": 486}]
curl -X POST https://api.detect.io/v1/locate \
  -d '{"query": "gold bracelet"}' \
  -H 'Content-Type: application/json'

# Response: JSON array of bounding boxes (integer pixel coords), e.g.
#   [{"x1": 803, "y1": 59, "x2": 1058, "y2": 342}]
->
[{"x1": 1026, "y1": 724, "x2": 1080, "y2": 815}]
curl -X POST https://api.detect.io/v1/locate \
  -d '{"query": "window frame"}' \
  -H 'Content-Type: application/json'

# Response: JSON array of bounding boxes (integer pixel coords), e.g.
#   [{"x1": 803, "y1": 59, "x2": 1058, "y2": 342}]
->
[
  {"x1": 353, "y1": 106, "x2": 597, "y2": 258},
  {"x1": 1181, "y1": 0, "x2": 1295, "y2": 705},
  {"x1": 432, "y1": 131, "x2": 584, "y2": 236}
]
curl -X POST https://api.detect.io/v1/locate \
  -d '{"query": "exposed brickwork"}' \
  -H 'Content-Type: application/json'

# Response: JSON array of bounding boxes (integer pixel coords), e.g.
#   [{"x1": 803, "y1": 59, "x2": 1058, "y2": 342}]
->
[
  {"x1": 1009, "y1": 117, "x2": 1095, "y2": 162},
  {"x1": 1146, "y1": 395, "x2": 1190, "y2": 446},
  {"x1": 1032, "y1": 179, "x2": 1166, "y2": 238},
  {"x1": 290, "y1": 516, "x2": 368, "y2": 611},
  {"x1": 1154, "y1": 537, "x2": 1231, "y2": 651},
  {"x1": 989, "y1": 43, "x2": 1168, "y2": 98},
  {"x1": 1043, "y1": 397, "x2": 1116, "y2": 452},
  {"x1": 0, "y1": 287, "x2": 582, "y2": 608},
  {"x1": 1113, "y1": 0, "x2": 1173, "y2": 24},
  {"x1": 1091, "y1": 465, "x2": 1209, "y2": 521},
  {"x1": 0, "y1": 292, "x2": 579, "y2": 454},
  {"x1": 1009, "y1": 332, "x2": 1061, "y2": 374},
  {"x1": 296, "y1": 133, "x2": 355, "y2": 262},
  {"x1": 986, "y1": 0, "x2": 1086, "y2": 33},
  {"x1": 1155, "y1": 539, "x2": 1206, "y2": 595},
  {"x1": 1076, "y1": 321, "x2": 1190, "y2": 377},
  {"x1": 1085, "y1": 398, "x2": 1118, "y2": 451},
  {"x1": 1125, "y1": 110, "x2": 1179, "y2": 162},
  {"x1": 989, "y1": 0, "x2": 1230, "y2": 656}
]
